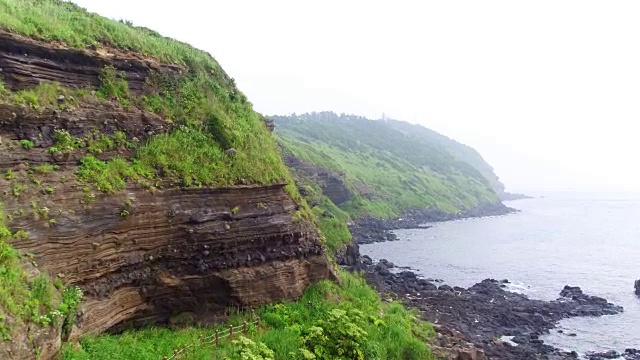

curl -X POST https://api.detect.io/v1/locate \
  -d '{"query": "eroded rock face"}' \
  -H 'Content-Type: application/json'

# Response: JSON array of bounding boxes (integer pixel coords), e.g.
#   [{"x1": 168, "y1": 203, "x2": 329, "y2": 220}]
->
[
  {"x1": 0, "y1": 30, "x2": 183, "y2": 93},
  {"x1": 1, "y1": 105, "x2": 336, "y2": 336},
  {"x1": 0, "y1": 323, "x2": 61, "y2": 360},
  {"x1": 283, "y1": 153, "x2": 352, "y2": 205},
  {"x1": 5, "y1": 185, "x2": 334, "y2": 336},
  {"x1": 0, "y1": 35, "x2": 337, "y2": 348}
]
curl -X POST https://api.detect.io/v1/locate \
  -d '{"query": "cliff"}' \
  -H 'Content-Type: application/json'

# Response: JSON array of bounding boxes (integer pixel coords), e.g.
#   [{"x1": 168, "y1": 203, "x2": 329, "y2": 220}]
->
[
  {"x1": 273, "y1": 112, "x2": 504, "y2": 218},
  {"x1": 0, "y1": 3, "x2": 335, "y2": 358}
]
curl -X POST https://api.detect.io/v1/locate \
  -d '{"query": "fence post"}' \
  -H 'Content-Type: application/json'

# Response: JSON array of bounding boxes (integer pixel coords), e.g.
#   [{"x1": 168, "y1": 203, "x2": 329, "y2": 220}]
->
[
  {"x1": 243, "y1": 320, "x2": 247, "y2": 333},
  {"x1": 230, "y1": 325, "x2": 234, "y2": 337},
  {"x1": 215, "y1": 330, "x2": 219, "y2": 346}
]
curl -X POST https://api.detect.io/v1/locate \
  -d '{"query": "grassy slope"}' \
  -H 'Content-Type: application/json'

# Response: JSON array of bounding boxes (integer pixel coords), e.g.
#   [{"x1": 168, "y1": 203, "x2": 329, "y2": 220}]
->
[
  {"x1": 0, "y1": 0, "x2": 293, "y2": 345},
  {"x1": 62, "y1": 271, "x2": 434, "y2": 360},
  {"x1": 0, "y1": 0, "x2": 291, "y2": 189},
  {"x1": 0, "y1": 1, "x2": 437, "y2": 359},
  {"x1": 384, "y1": 119, "x2": 506, "y2": 195},
  {"x1": 274, "y1": 112, "x2": 499, "y2": 218}
]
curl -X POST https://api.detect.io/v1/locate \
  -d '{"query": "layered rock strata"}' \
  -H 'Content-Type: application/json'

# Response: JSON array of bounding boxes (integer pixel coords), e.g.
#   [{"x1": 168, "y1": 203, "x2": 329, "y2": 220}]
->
[{"x1": 0, "y1": 33, "x2": 335, "y2": 344}]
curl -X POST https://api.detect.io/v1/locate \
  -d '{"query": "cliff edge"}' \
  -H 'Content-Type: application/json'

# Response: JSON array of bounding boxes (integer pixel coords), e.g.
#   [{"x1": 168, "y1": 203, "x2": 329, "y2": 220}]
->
[{"x1": 0, "y1": 4, "x2": 335, "y2": 358}]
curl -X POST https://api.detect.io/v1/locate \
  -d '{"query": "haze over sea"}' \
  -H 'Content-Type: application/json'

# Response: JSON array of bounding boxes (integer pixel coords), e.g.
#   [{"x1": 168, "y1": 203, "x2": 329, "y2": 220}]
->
[{"x1": 361, "y1": 192, "x2": 640, "y2": 355}]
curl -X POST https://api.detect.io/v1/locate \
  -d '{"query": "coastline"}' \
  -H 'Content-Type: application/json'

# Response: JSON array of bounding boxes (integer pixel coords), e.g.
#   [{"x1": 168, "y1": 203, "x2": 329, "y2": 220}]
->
[
  {"x1": 349, "y1": 202, "x2": 515, "y2": 245},
  {"x1": 338, "y1": 204, "x2": 639, "y2": 360}
]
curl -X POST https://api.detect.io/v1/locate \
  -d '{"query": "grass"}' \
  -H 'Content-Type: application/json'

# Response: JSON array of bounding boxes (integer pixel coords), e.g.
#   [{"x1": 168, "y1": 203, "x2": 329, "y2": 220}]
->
[
  {"x1": 95, "y1": 66, "x2": 132, "y2": 107},
  {"x1": 0, "y1": 0, "x2": 292, "y2": 192},
  {"x1": 61, "y1": 271, "x2": 434, "y2": 360},
  {"x1": 275, "y1": 112, "x2": 500, "y2": 218},
  {"x1": 76, "y1": 156, "x2": 137, "y2": 193},
  {"x1": 19, "y1": 139, "x2": 34, "y2": 149},
  {"x1": 0, "y1": 1, "x2": 434, "y2": 356},
  {"x1": 0, "y1": 76, "x2": 293, "y2": 197},
  {"x1": 33, "y1": 163, "x2": 60, "y2": 174},
  {"x1": 0, "y1": 201, "x2": 67, "y2": 340},
  {"x1": 74, "y1": 127, "x2": 290, "y2": 193},
  {"x1": 0, "y1": 201, "x2": 31, "y2": 339},
  {"x1": 1, "y1": 82, "x2": 89, "y2": 111},
  {"x1": 58, "y1": 180, "x2": 435, "y2": 359},
  {"x1": 299, "y1": 184, "x2": 353, "y2": 253},
  {"x1": 0, "y1": 0, "x2": 230, "y2": 79}
]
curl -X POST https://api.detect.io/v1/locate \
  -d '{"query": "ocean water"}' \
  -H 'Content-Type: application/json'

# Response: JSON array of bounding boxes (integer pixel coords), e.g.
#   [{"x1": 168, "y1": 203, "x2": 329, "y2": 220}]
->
[{"x1": 360, "y1": 193, "x2": 640, "y2": 355}]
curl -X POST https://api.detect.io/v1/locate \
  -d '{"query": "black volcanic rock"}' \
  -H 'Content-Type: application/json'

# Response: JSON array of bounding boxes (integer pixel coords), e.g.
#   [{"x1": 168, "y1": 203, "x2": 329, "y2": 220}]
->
[
  {"x1": 362, "y1": 259, "x2": 624, "y2": 360},
  {"x1": 349, "y1": 203, "x2": 514, "y2": 245}
]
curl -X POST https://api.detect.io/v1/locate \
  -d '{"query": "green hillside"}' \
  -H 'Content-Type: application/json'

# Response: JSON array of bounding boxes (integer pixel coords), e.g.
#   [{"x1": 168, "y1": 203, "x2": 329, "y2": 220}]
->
[
  {"x1": 0, "y1": 0, "x2": 291, "y2": 189},
  {"x1": 0, "y1": 1, "x2": 437, "y2": 359},
  {"x1": 384, "y1": 119, "x2": 506, "y2": 196},
  {"x1": 274, "y1": 112, "x2": 501, "y2": 218}
]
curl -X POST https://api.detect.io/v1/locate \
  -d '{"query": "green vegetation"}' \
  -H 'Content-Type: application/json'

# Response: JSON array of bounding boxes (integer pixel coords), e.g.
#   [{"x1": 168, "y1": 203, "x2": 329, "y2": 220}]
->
[
  {"x1": 1, "y1": 82, "x2": 88, "y2": 111},
  {"x1": 33, "y1": 163, "x2": 60, "y2": 174},
  {"x1": 0, "y1": 0, "x2": 227, "y2": 71},
  {"x1": 50, "y1": 129, "x2": 85, "y2": 155},
  {"x1": 75, "y1": 127, "x2": 288, "y2": 192},
  {"x1": 300, "y1": 184, "x2": 353, "y2": 253},
  {"x1": 62, "y1": 271, "x2": 433, "y2": 360},
  {"x1": 1, "y1": 2, "x2": 439, "y2": 357},
  {"x1": 0, "y1": 0, "x2": 291, "y2": 192},
  {"x1": 0, "y1": 201, "x2": 82, "y2": 339},
  {"x1": 86, "y1": 129, "x2": 131, "y2": 154},
  {"x1": 383, "y1": 119, "x2": 507, "y2": 196},
  {"x1": 19, "y1": 139, "x2": 34, "y2": 149},
  {"x1": 274, "y1": 112, "x2": 500, "y2": 218},
  {"x1": 77, "y1": 156, "x2": 137, "y2": 193},
  {"x1": 96, "y1": 66, "x2": 132, "y2": 107}
]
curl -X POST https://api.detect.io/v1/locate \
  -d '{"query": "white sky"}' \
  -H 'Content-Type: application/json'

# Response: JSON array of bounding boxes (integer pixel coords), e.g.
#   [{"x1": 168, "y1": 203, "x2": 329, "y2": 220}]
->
[{"x1": 72, "y1": 1, "x2": 640, "y2": 193}]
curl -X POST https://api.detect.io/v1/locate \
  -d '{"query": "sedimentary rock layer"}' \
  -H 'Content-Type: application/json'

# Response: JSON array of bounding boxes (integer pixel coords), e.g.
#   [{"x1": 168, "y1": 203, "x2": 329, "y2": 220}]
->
[
  {"x1": 0, "y1": 30, "x2": 183, "y2": 93},
  {"x1": 0, "y1": 33, "x2": 335, "y2": 340}
]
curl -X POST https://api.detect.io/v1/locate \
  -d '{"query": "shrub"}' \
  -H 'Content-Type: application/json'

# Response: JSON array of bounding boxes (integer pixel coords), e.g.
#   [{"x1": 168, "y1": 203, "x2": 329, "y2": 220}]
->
[
  {"x1": 301, "y1": 309, "x2": 367, "y2": 360},
  {"x1": 20, "y1": 139, "x2": 35, "y2": 149},
  {"x1": 225, "y1": 336, "x2": 275, "y2": 360}
]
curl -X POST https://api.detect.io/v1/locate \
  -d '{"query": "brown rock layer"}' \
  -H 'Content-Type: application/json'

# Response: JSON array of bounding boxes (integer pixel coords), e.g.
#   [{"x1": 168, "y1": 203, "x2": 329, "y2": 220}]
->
[
  {"x1": 0, "y1": 36, "x2": 336, "y2": 344},
  {"x1": 0, "y1": 30, "x2": 183, "y2": 93},
  {"x1": 8, "y1": 184, "x2": 332, "y2": 335},
  {"x1": 283, "y1": 153, "x2": 352, "y2": 205},
  {"x1": 1, "y1": 107, "x2": 335, "y2": 335}
]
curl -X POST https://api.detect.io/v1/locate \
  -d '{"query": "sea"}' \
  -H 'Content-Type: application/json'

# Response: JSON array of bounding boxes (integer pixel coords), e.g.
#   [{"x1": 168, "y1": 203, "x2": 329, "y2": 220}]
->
[{"x1": 360, "y1": 192, "x2": 640, "y2": 356}]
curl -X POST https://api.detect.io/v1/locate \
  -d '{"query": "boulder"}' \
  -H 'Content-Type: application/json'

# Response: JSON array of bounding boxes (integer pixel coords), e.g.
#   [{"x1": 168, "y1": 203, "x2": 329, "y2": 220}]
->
[{"x1": 586, "y1": 350, "x2": 620, "y2": 359}]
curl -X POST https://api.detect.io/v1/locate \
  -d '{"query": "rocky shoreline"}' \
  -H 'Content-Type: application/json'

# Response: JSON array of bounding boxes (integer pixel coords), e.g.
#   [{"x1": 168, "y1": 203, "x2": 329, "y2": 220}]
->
[
  {"x1": 337, "y1": 206, "x2": 638, "y2": 360},
  {"x1": 362, "y1": 258, "x2": 637, "y2": 360},
  {"x1": 350, "y1": 202, "x2": 515, "y2": 244}
]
